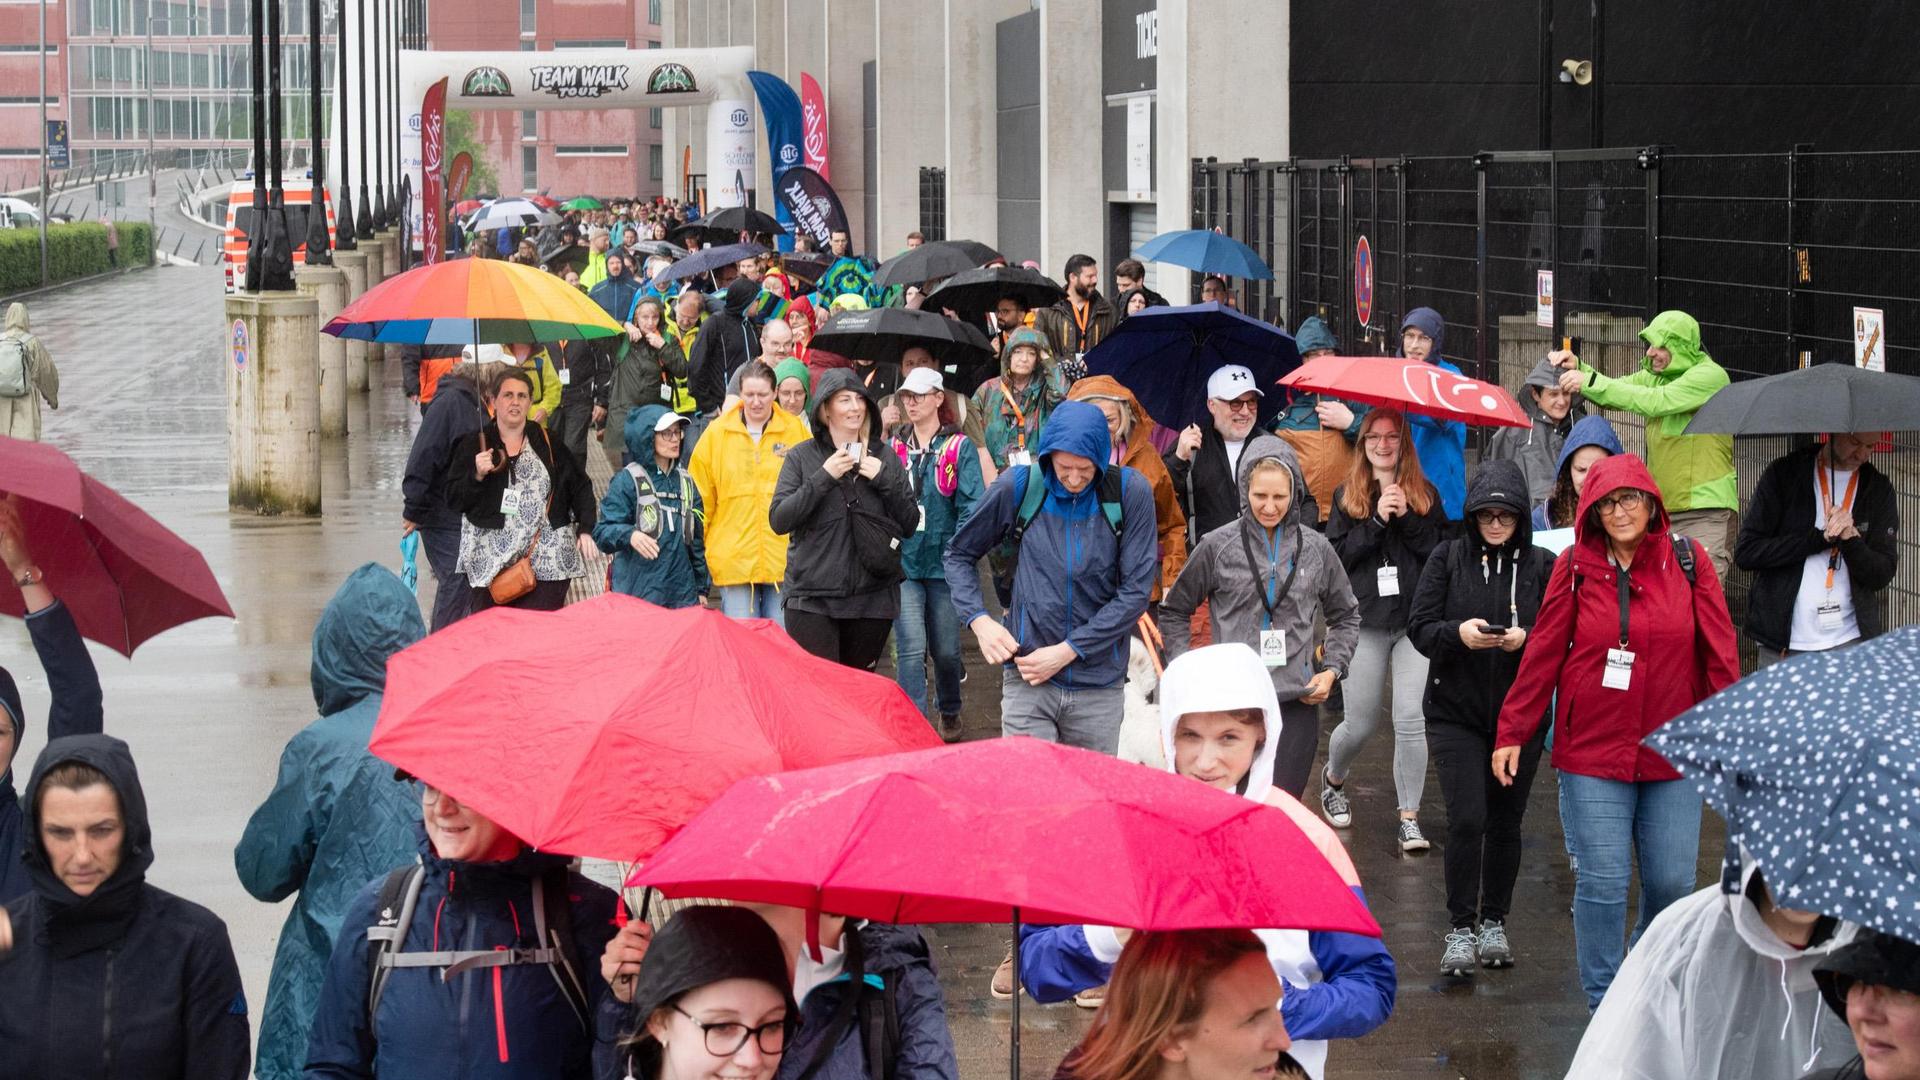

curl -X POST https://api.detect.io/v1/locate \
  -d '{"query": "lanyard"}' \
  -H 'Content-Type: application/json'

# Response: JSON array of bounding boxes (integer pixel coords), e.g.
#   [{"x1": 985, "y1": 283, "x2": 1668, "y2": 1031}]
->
[
  {"x1": 903, "y1": 433, "x2": 936, "y2": 497},
  {"x1": 1002, "y1": 383, "x2": 1031, "y2": 450},
  {"x1": 1817, "y1": 462, "x2": 1861, "y2": 591},
  {"x1": 1614, "y1": 563, "x2": 1632, "y2": 648},
  {"x1": 1239, "y1": 523, "x2": 1301, "y2": 630},
  {"x1": 1069, "y1": 302, "x2": 1092, "y2": 351}
]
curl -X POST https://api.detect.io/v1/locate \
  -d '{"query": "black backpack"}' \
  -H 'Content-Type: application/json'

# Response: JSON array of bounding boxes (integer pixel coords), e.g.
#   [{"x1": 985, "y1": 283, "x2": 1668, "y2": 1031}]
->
[
  {"x1": 364, "y1": 862, "x2": 590, "y2": 1032},
  {"x1": 791, "y1": 929, "x2": 903, "y2": 1080}
]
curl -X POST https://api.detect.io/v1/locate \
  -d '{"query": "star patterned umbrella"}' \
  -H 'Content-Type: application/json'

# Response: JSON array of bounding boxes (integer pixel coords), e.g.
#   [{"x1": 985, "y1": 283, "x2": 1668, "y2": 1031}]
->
[{"x1": 1645, "y1": 626, "x2": 1920, "y2": 942}]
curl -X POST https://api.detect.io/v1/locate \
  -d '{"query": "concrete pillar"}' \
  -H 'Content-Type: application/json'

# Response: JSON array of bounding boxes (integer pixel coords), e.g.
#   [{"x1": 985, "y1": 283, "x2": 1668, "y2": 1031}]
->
[
  {"x1": 875, "y1": 6, "x2": 946, "y2": 252},
  {"x1": 333, "y1": 248, "x2": 372, "y2": 392},
  {"x1": 946, "y1": 2, "x2": 1027, "y2": 245},
  {"x1": 1038, "y1": 0, "x2": 1104, "y2": 279},
  {"x1": 296, "y1": 264, "x2": 350, "y2": 437},
  {"x1": 360, "y1": 239, "x2": 387, "y2": 364},
  {"x1": 227, "y1": 292, "x2": 322, "y2": 515},
  {"x1": 824, "y1": 1, "x2": 875, "y2": 252}
]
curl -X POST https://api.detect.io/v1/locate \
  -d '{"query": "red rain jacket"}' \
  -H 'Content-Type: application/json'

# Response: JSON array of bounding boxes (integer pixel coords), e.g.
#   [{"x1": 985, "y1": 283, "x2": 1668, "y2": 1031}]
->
[{"x1": 1496, "y1": 454, "x2": 1740, "y2": 781}]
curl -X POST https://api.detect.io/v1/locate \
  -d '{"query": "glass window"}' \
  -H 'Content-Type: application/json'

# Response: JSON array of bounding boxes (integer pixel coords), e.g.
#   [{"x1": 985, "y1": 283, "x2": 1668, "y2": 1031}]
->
[
  {"x1": 649, "y1": 143, "x2": 662, "y2": 181},
  {"x1": 522, "y1": 109, "x2": 536, "y2": 140},
  {"x1": 647, "y1": 0, "x2": 660, "y2": 25},
  {"x1": 519, "y1": 0, "x2": 535, "y2": 34},
  {"x1": 522, "y1": 144, "x2": 537, "y2": 191},
  {"x1": 649, "y1": 108, "x2": 660, "y2": 129}
]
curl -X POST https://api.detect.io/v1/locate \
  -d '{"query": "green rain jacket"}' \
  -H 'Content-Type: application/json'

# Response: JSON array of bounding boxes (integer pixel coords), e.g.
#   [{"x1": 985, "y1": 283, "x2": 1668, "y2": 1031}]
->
[
  {"x1": 1575, "y1": 310, "x2": 1736, "y2": 513},
  {"x1": 233, "y1": 564, "x2": 427, "y2": 1080}
]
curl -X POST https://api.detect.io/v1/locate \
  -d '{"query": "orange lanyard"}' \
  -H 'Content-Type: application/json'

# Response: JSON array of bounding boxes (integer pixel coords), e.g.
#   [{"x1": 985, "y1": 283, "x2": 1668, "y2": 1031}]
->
[
  {"x1": 1069, "y1": 302, "x2": 1093, "y2": 351},
  {"x1": 1002, "y1": 383, "x2": 1030, "y2": 450},
  {"x1": 1817, "y1": 463, "x2": 1861, "y2": 590}
]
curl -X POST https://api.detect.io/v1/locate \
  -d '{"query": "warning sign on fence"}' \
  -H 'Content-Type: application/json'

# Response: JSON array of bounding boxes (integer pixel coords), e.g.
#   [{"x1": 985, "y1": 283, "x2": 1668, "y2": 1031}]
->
[
  {"x1": 1353, "y1": 235, "x2": 1373, "y2": 328},
  {"x1": 1536, "y1": 270, "x2": 1554, "y2": 329},
  {"x1": 1854, "y1": 306, "x2": 1885, "y2": 371}
]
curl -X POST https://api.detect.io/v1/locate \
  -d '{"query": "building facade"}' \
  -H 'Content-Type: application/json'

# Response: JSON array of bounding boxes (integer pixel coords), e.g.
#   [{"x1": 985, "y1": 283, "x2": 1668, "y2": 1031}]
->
[{"x1": 660, "y1": 0, "x2": 1286, "y2": 297}]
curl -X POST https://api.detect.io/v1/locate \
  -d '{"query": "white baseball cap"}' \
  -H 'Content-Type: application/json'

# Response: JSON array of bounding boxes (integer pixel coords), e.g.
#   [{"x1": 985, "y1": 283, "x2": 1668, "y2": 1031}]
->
[
  {"x1": 1206, "y1": 364, "x2": 1264, "y2": 401},
  {"x1": 899, "y1": 367, "x2": 945, "y2": 395},
  {"x1": 654, "y1": 411, "x2": 692, "y2": 433}
]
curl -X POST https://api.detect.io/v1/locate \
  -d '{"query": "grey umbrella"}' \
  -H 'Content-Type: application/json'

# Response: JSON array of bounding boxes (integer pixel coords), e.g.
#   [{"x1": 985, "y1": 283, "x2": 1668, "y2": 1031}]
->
[{"x1": 1683, "y1": 362, "x2": 1920, "y2": 435}]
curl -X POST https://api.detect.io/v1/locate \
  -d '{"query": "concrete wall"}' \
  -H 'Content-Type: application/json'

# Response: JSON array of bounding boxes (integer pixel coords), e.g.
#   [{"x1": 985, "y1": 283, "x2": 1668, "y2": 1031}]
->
[
  {"x1": 1038, "y1": 0, "x2": 1103, "y2": 279},
  {"x1": 824, "y1": 2, "x2": 875, "y2": 253},
  {"x1": 873, "y1": 2, "x2": 946, "y2": 255},
  {"x1": 995, "y1": 11, "x2": 1042, "y2": 268},
  {"x1": 946, "y1": 0, "x2": 1027, "y2": 246}
]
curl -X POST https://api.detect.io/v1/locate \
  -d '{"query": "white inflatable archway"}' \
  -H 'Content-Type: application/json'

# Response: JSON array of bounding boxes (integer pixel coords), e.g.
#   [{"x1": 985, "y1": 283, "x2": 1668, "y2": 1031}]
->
[{"x1": 329, "y1": 40, "x2": 758, "y2": 252}]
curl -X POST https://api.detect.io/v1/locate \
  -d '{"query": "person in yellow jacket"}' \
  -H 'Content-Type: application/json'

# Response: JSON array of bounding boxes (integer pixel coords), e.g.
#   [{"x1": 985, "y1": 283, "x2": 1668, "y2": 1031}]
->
[
  {"x1": 688, "y1": 360, "x2": 809, "y2": 627},
  {"x1": 494, "y1": 342, "x2": 564, "y2": 426}
]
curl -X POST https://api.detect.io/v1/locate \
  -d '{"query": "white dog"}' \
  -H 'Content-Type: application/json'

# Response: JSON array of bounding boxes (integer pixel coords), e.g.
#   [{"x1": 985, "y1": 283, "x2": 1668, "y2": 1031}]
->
[{"x1": 1119, "y1": 635, "x2": 1165, "y2": 768}]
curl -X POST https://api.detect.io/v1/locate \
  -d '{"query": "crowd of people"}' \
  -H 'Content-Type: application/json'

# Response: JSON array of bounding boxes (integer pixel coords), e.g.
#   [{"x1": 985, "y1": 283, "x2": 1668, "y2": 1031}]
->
[{"x1": 0, "y1": 193, "x2": 1913, "y2": 1080}]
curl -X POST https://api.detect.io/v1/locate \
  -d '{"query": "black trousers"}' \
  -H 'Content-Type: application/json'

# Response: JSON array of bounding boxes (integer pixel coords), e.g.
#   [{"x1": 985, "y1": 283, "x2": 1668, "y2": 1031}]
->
[
  {"x1": 1272, "y1": 697, "x2": 1322, "y2": 800},
  {"x1": 470, "y1": 577, "x2": 570, "y2": 612},
  {"x1": 784, "y1": 607, "x2": 893, "y2": 671},
  {"x1": 1427, "y1": 722, "x2": 1545, "y2": 928}
]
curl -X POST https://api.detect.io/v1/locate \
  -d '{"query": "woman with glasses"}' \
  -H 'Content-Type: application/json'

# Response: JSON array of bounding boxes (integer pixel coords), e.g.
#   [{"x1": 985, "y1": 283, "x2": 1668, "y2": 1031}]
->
[
  {"x1": 1321, "y1": 409, "x2": 1447, "y2": 851},
  {"x1": 1492, "y1": 453, "x2": 1739, "y2": 1009},
  {"x1": 1406, "y1": 459, "x2": 1554, "y2": 978},
  {"x1": 600, "y1": 906, "x2": 797, "y2": 1080}
]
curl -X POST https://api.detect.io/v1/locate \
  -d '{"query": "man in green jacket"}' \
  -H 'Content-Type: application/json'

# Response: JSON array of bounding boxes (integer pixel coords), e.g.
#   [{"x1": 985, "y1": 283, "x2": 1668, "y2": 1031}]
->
[{"x1": 1551, "y1": 309, "x2": 1737, "y2": 576}]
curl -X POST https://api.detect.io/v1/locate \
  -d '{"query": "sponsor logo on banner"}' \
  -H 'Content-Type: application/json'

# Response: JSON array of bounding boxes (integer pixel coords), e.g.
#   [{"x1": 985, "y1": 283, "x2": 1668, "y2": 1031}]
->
[
  {"x1": 460, "y1": 66, "x2": 512, "y2": 97},
  {"x1": 647, "y1": 63, "x2": 698, "y2": 94},
  {"x1": 779, "y1": 144, "x2": 800, "y2": 166},
  {"x1": 800, "y1": 73, "x2": 829, "y2": 180},
  {"x1": 408, "y1": 112, "x2": 421, "y2": 132},
  {"x1": 776, "y1": 166, "x2": 850, "y2": 247},
  {"x1": 448, "y1": 152, "x2": 474, "y2": 201},
  {"x1": 530, "y1": 64, "x2": 632, "y2": 100},
  {"x1": 421, "y1": 78, "x2": 448, "y2": 265}
]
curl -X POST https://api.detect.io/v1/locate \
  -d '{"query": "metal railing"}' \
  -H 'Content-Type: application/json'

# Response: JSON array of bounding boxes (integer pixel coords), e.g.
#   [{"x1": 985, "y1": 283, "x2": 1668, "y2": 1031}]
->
[{"x1": 1194, "y1": 147, "x2": 1920, "y2": 631}]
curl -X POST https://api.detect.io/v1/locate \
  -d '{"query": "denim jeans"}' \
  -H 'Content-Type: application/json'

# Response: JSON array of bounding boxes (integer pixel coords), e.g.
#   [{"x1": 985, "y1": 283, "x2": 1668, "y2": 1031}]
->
[
  {"x1": 1557, "y1": 771, "x2": 1703, "y2": 1008},
  {"x1": 894, "y1": 578, "x2": 962, "y2": 717},
  {"x1": 719, "y1": 583, "x2": 784, "y2": 627},
  {"x1": 1000, "y1": 670, "x2": 1123, "y2": 754},
  {"x1": 417, "y1": 524, "x2": 471, "y2": 632}
]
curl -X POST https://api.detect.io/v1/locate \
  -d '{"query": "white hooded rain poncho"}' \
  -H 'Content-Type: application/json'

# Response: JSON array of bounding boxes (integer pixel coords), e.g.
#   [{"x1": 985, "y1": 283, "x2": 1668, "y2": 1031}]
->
[{"x1": 1564, "y1": 848, "x2": 1860, "y2": 1079}]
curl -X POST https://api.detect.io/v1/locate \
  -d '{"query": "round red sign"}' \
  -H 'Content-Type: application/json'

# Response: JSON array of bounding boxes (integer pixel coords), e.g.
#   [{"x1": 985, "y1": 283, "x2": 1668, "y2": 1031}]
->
[{"x1": 1354, "y1": 235, "x2": 1374, "y2": 328}]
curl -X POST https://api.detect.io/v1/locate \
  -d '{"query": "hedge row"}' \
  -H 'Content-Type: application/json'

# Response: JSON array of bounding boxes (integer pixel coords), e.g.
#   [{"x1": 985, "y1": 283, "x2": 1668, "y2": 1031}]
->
[{"x1": 0, "y1": 221, "x2": 155, "y2": 294}]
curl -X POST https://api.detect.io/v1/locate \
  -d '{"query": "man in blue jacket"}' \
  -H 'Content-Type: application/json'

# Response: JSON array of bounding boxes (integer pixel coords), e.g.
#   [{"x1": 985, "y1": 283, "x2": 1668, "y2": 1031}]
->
[
  {"x1": 945, "y1": 399, "x2": 1158, "y2": 757},
  {"x1": 234, "y1": 564, "x2": 427, "y2": 1080}
]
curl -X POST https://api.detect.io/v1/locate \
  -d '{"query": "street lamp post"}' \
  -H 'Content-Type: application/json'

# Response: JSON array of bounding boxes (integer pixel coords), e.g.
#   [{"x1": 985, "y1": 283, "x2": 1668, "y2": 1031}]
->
[
  {"x1": 354, "y1": 0, "x2": 373, "y2": 239},
  {"x1": 243, "y1": 0, "x2": 266, "y2": 291},
  {"x1": 303, "y1": 0, "x2": 331, "y2": 264},
  {"x1": 148, "y1": 15, "x2": 206, "y2": 252},
  {"x1": 334, "y1": 0, "x2": 356, "y2": 250},
  {"x1": 261, "y1": 0, "x2": 296, "y2": 289},
  {"x1": 37, "y1": 0, "x2": 47, "y2": 286},
  {"x1": 370, "y1": 0, "x2": 386, "y2": 229}
]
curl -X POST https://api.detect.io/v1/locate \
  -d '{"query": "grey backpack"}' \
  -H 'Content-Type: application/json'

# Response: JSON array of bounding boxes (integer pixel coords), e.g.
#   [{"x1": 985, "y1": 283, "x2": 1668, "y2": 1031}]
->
[{"x1": 0, "y1": 335, "x2": 29, "y2": 398}]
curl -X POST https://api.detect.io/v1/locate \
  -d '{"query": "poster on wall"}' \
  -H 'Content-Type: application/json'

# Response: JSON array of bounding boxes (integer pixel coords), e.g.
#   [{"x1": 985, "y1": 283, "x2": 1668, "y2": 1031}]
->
[{"x1": 1854, "y1": 306, "x2": 1885, "y2": 371}]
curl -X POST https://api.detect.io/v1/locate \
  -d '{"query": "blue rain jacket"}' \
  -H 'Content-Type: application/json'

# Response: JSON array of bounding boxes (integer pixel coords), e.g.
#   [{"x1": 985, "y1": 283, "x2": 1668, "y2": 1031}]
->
[{"x1": 594, "y1": 404, "x2": 709, "y2": 607}]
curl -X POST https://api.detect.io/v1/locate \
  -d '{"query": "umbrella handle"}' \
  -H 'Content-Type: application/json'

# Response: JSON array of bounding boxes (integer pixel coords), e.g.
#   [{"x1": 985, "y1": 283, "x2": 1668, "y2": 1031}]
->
[{"x1": 1010, "y1": 906, "x2": 1021, "y2": 1080}]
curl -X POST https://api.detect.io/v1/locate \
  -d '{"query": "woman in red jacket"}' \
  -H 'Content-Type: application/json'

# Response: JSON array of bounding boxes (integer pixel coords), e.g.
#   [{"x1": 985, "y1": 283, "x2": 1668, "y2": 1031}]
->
[{"x1": 1491, "y1": 453, "x2": 1739, "y2": 1011}]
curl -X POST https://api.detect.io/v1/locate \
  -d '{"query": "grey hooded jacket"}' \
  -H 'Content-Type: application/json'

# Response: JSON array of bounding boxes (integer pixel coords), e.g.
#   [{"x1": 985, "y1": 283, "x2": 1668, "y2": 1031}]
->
[
  {"x1": 1161, "y1": 441, "x2": 1361, "y2": 698},
  {"x1": 1484, "y1": 357, "x2": 1584, "y2": 504}
]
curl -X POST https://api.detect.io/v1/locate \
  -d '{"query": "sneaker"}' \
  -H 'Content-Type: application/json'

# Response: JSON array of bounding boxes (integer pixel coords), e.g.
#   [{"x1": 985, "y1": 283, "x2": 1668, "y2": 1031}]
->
[
  {"x1": 990, "y1": 944, "x2": 1016, "y2": 999},
  {"x1": 1440, "y1": 928, "x2": 1478, "y2": 977},
  {"x1": 939, "y1": 713, "x2": 964, "y2": 742},
  {"x1": 1477, "y1": 920, "x2": 1513, "y2": 968},
  {"x1": 1073, "y1": 984, "x2": 1107, "y2": 1009},
  {"x1": 1319, "y1": 774, "x2": 1352, "y2": 828},
  {"x1": 1397, "y1": 818, "x2": 1431, "y2": 853}
]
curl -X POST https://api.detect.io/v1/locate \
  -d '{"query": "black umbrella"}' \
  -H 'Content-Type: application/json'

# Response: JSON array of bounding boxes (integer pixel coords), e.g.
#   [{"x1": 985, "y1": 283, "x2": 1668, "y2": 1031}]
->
[
  {"x1": 627, "y1": 239, "x2": 691, "y2": 260},
  {"x1": 1682, "y1": 362, "x2": 1920, "y2": 435},
  {"x1": 924, "y1": 265, "x2": 1065, "y2": 323},
  {"x1": 540, "y1": 242, "x2": 590, "y2": 275},
  {"x1": 777, "y1": 252, "x2": 837, "y2": 286},
  {"x1": 872, "y1": 239, "x2": 1003, "y2": 288},
  {"x1": 703, "y1": 206, "x2": 784, "y2": 236},
  {"x1": 810, "y1": 307, "x2": 994, "y2": 368},
  {"x1": 652, "y1": 242, "x2": 770, "y2": 288}
]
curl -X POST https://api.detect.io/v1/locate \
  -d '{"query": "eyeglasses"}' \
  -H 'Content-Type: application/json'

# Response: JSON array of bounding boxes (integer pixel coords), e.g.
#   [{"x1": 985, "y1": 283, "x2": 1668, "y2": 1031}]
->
[
  {"x1": 1594, "y1": 490, "x2": 1648, "y2": 516},
  {"x1": 673, "y1": 1005, "x2": 789, "y2": 1057},
  {"x1": 1473, "y1": 509, "x2": 1518, "y2": 526},
  {"x1": 897, "y1": 391, "x2": 932, "y2": 405},
  {"x1": 1221, "y1": 397, "x2": 1260, "y2": 414},
  {"x1": 1362, "y1": 433, "x2": 1402, "y2": 445}
]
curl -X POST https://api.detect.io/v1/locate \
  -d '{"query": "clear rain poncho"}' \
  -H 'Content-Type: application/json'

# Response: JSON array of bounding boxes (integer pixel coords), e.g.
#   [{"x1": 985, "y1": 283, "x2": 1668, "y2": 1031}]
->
[{"x1": 1564, "y1": 850, "x2": 1860, "y2": 1079}]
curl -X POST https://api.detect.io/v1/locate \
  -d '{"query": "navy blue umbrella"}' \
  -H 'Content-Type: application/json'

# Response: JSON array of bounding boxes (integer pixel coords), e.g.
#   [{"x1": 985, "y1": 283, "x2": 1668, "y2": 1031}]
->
[
  {"x1": 652, "y1": 242, "x2": 770, "y2": 287},
  {"x1": 1133, "y1": 229, "x2": 1274, "y2": 281},
  {"x1": 1083, "y1": 302, "x2": 1301, "y2": 432},
  {"x1": 1645, "y1": 626, "x2": 1920, "y2": 942}
]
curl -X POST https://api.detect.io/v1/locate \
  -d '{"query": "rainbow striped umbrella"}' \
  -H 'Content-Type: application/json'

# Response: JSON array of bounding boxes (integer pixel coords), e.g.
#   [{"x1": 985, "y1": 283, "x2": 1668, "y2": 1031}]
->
[{"x1": 322, "y1": 257, "x2": 622, "y2": 345}]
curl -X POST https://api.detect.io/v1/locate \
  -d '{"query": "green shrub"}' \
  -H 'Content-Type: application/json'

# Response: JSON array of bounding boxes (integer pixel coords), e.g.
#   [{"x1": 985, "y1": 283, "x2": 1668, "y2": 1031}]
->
[{"x1": 0, "y1": 221, "x2": 155, "y2": 294}]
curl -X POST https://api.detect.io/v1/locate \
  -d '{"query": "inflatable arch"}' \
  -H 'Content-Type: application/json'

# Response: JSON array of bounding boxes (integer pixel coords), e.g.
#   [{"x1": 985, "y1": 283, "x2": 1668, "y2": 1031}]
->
[{"x1": 329, "y1": 40, "x2": 758, "y2": 253}]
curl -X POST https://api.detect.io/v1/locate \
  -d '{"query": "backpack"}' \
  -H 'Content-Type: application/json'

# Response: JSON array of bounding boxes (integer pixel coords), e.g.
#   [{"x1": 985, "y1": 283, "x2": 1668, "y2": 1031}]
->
[
  {"x1": 622, "y1": 463, "x2": 701, "y2": 542},
  {"x1": 890, "y1": 433, "x2": 966, "y2": 499},
  {"x1": 364, "y1": 862, "x2": 591, "y2": 1033},
  {"x1": 0, "y1": 334, "x2": 29, "y2": 398},
  {"x1": 1010, "y1": 464, "x2": 1126, "y2": 545},
  {"x1": 790, "y1": 929, "x2": 903, "y2": 1080}
]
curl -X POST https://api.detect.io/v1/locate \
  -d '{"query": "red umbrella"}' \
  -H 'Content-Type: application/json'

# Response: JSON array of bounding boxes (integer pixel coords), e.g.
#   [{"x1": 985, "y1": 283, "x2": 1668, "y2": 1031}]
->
[
  {"x1": 527, "y1": 194, "x2": 563, "y2": 209},
  {"x1": 1279, "y1": 354, "x2": 1532, "y2": 428},
  {"x1": 630, "y1": 736, "x2": 1381, "y2": 936},
  {"x1": 453, "y1": 198, "x2": 488, "y2": 216},
  {"x1": 370, "y1": 594, "x2": 942, "y2": 862},
  {"x1": 0, "y1": 437, "x2": 233, "y2": 655}
]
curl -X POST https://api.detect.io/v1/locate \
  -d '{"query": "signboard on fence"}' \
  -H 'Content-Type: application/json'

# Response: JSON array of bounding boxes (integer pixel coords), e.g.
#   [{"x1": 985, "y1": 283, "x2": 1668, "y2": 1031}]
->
[
  {"x1": 44, "y1": 121, "x2": 68, "y2": 170},
  {"x1": 1353, "y1": 235, "x2": 1373, "y2": 328},
  {"x1": 1854, "y1": 306, "x2": 1885, "y2": 371},
  {"x1": 1536, "y1": 269, "x2": 1554, "y2": 328}
]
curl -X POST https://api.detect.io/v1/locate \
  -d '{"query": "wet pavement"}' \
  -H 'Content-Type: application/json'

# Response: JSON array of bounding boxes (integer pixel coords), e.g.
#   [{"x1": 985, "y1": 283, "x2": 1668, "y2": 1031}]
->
[{"x1": 3, "y1": 264, "x2": 1729, "y2": 1079}]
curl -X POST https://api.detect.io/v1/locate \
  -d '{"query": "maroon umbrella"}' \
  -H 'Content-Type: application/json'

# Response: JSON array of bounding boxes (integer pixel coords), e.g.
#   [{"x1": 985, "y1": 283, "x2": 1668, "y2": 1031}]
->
[{"x1": 0, "y1": 436, "x2": 233, "y2": 655}]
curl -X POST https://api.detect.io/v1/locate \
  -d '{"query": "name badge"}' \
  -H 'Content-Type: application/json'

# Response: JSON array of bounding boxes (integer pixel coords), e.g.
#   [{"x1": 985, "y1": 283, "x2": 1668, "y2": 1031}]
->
[
  {"x1": 1376, "y1": 565, "x2": 1401, "y2": 597},
  {"x1": 558, "y1": 368, "x2": 572, "y2": 386},
  {"x1": 659, "y1": 382, "x2": 675, "y2": 402},
  {"x1": 1602, "y1": 647, "x2": 1636, "y2": 691},
  {"x1": 1259, "y1": 629, "x2": 1288, "y2": 668},
  {"x1": 916, "y1": 504, "x2": 928, "y2": 533},
  {"x1": 1007, "y1": 450, "x2": 1033, "y2": 468},
  {"x1": 1817, "y1": 600, "x2": 1846, "y2": 631},
  {"x1": 500, "y1": 485, "x2": 524, "y2": 522}
]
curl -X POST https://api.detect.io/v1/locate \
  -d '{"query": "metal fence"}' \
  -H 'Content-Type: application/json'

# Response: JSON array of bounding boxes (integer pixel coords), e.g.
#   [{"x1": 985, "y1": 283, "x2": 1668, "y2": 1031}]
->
[{"x1": 1194, "y1": 147, "x2": 1920, "y2": 631}]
